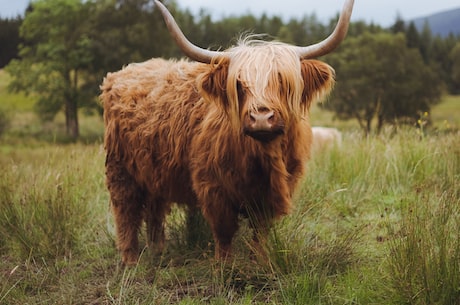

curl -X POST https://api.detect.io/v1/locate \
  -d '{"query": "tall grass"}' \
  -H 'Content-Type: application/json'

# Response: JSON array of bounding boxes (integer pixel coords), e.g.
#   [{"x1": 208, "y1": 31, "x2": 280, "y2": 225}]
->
[
  {"x1": 0, "y1": 144, "x2": 113, "y2": 303},
  {"x1": 0, "y1": 145, "x2": 107, "y2": 259},
  {"x1": 383, "y1": 131, "x2": 460, "y2": 304},
  {"x1": 0, "y1": 127, "x2": 459, "y2": 303},
  {"x1": 387, "y1": 191, "x2": 460, "y2": 305}
]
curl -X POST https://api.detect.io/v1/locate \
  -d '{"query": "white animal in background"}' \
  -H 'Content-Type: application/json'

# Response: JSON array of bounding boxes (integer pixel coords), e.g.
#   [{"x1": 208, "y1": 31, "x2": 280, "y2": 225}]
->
[{"x1": 311, "y1": 127, "x2": 342, "y2": 152}]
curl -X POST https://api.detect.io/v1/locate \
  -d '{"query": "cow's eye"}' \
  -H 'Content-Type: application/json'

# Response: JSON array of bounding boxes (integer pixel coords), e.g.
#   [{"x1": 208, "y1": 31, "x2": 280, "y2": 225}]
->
[
  {"x1": 237, "y1": 81, "x2": 243, "y2": 93},
  {"x1": 237, "y1": 81, "x2": 246, "y2": 103}
]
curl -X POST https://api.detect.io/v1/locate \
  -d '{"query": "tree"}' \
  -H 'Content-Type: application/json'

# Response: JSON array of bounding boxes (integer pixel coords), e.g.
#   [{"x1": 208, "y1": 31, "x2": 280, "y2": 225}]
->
[
  {"x1": 390, "y1": 14, "x2": 405, "y2": 34},
  {"x1": 324, "y1": 32, "x2": 443, "y2": 134},
  {"x1": 418, "y1": 22, "x2": 433, "y2": 63},
  {"x1": 450, "y1": 42, "x2": 460, "y2": 92},
  {"x1": 86, "y1": 0, "x2": 176, "y2": 106},
  {"x1": 430, "y1": 35, "x2": 458, "y2": 93},
  {"x1": 405, "y1": 22, "x2": 420, "y2": 49},
  {"x1": 6, "y1": 0, "x2": 94, "y2": 140},
  {"x1": 0, "y1": 16, "x2": 22, "y2": 68}
]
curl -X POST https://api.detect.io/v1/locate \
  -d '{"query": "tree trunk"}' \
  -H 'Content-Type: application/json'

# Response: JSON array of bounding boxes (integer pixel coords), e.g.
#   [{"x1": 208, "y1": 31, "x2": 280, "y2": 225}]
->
[
  {"x1": 64, "y1": 70, "x2": 79, "y2": 140},
  {"x1": 355, "y1": 114, "x2": 367, "y2": 135},
  {"x1": 366, "y1": 118, "x2": 372, "y2": 136},
  {"x1": 65, "y1": 97, "x2": 79, "y2": 140},
  {"x1": 375, "y1": 97, "x2": 383, "y2": 134},
  {"x1": 376, "y1": 115, "x2": 384, "y2": 134}
]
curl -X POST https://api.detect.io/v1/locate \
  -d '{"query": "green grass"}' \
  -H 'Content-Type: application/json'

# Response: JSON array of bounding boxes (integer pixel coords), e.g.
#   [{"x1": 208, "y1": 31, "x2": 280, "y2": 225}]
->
[
  {"x1": 431, "y1": 94, "x2": 460, "y2": 130},
  {"x1": 310, "y1": 94, "x2": 460, "y2": 133},
  {"x1": 0, "y1": 127, "x2": 458, "y2": 304}
]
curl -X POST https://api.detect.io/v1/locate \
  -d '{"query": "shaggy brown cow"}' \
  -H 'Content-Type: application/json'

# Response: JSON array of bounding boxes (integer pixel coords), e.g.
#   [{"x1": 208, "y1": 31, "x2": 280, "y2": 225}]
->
[{"x1": 101, "y1": 0, "x2": 354, "y2": 265}]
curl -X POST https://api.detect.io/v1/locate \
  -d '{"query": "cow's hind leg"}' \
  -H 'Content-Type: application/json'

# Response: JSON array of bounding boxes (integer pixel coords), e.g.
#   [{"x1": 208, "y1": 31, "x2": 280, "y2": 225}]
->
[
  {"x1": 145, "y1": 197, "x2": 170, "y2": 255},
  {"x1": 106, "y1": 159, "x2": 144, "y2": 265}
]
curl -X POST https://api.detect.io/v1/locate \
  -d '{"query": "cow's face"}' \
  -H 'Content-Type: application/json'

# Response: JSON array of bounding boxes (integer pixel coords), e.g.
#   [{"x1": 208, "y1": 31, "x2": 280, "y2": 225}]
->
[
  {"x1": 200, "y1": 44, "x2": 335, "y2": 142},
  {"x1": 155, "y1": 0, "x2": 352, "y2": 142}
]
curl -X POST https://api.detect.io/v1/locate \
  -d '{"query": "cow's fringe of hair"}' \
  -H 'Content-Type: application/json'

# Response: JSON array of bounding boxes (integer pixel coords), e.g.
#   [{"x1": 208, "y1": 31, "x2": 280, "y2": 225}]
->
[{"x1": 223, "y1": 39, "x2": 306, "y2": 126}]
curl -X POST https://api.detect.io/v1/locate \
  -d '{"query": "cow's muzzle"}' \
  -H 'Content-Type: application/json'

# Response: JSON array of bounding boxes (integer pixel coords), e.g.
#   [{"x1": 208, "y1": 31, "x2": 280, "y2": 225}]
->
[{"x1": 243, "y1": 109, "x2": 284, "y2": 142}]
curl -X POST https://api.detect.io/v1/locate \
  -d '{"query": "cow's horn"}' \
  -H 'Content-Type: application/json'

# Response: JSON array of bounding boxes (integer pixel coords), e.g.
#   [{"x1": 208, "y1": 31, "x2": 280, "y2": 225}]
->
[
  {"x1": 154, "y1": 0, "x2": 222, "y2": 63},
  {"x1": 295, "y1": 0, "x2": 354, "y2": 59}
]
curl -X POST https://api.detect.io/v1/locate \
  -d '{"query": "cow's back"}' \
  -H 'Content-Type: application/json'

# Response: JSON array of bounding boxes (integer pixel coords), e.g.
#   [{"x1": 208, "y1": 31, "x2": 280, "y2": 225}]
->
[{"x1": 101, "y1": 58, "x2": 206, "y2": 204}]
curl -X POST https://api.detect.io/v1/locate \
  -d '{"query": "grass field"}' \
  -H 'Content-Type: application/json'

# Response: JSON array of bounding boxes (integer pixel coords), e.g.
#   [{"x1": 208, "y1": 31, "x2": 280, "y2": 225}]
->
[{"x1": 0, "y1": 69, "x2": 459, "y2": 304}]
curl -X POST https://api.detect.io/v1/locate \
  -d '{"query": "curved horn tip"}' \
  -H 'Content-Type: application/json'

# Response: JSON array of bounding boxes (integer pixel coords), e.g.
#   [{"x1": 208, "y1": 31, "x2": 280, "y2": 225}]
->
[
  {"x1": 154, "y1": 0, "x2": 222, "y2": 63},
  {"x1": 296, "y1": 0, "x2": 354, "y2": 59},
  {"x1": 154, "y1": 0, "x2": 163, "y2": 10}
]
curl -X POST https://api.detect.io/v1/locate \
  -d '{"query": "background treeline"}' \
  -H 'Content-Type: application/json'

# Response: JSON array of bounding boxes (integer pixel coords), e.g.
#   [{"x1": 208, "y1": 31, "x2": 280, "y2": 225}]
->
[
  {"x1": 0, "y1": 17, "x2": 21, "y2": 68},
  {"x1": 1, "y1": 0, "x2": 460, "y2": 138}
]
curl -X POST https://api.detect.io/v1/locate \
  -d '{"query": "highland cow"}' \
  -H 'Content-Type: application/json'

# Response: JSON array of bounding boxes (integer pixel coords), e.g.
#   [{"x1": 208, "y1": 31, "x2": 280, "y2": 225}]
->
[{"x1": 100, "y1": 0, "x2": 354, "y2": 265}]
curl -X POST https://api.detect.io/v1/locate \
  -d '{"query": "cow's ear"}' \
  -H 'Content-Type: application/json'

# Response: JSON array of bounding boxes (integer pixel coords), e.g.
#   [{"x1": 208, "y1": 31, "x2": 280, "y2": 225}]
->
[
  {"x1": 199, "y1": 59, "x2": 230, "y2": 108},
  {"x1": 300, "y1": 59, "x2": 335, "y2": 108}
]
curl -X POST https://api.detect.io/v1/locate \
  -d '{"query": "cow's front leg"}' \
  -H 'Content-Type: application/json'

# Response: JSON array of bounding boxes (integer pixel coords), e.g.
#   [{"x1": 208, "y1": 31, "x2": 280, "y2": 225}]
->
[{"x1": 202, "y1": 204, "x2": 239, "y2": 260}]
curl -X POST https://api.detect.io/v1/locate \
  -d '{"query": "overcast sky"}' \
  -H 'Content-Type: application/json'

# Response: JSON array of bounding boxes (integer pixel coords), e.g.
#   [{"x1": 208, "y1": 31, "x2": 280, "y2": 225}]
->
[{"x1": 1, "y1": 0, "x2": 459, "y2": 27}]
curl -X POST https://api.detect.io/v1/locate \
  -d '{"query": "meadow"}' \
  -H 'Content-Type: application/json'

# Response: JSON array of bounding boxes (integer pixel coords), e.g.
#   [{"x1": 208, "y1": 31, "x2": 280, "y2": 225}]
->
[{"x1": 0, "y1": 68, "x2": 459, "y2": 304}]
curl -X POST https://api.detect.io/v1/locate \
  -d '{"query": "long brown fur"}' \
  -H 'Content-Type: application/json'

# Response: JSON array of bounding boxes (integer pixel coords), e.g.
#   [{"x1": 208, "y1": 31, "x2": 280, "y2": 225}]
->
[{"x1": 101, "y1": 40, "x2": 335, "y2": 265}]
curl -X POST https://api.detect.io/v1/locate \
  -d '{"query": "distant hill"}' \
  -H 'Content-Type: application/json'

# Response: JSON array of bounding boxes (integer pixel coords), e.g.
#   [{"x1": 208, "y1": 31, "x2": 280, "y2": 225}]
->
[{"x1": 411, "y1": 8, "x2": 460, "y2": 37}]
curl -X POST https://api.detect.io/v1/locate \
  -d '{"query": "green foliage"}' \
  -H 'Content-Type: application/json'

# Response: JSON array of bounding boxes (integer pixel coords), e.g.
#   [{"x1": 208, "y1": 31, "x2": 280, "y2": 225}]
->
[
  {"x1": 0, "y1": 69, "x2": 35, "y2": 111},
  {"x1": 88, "y1": 0, "x2": 175, "y2": 71},
  {"x1": 3, "y1": 0, "x2": 460, "y2": 141},
  {"x1": 450, "y1": 42, "x2": 460, "y2": 90},
  {"x1": 0, "y1": 17, "x2": 22, "y2": 68},
  {"x1": 5, "y1": 0, "x2": 97, "y2": 139},
  {"x1": 388, "y1": 17, "x2": 460, "y2": 93},
  {"x1": 324, "y1": 32, "x2": 443, "y2": 134}
]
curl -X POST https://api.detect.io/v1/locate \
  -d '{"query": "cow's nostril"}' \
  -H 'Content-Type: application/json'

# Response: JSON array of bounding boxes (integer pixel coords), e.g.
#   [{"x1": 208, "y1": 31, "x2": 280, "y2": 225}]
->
[{"x1": 249, "y1": 110, "x2": 275, "y2": 127}]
